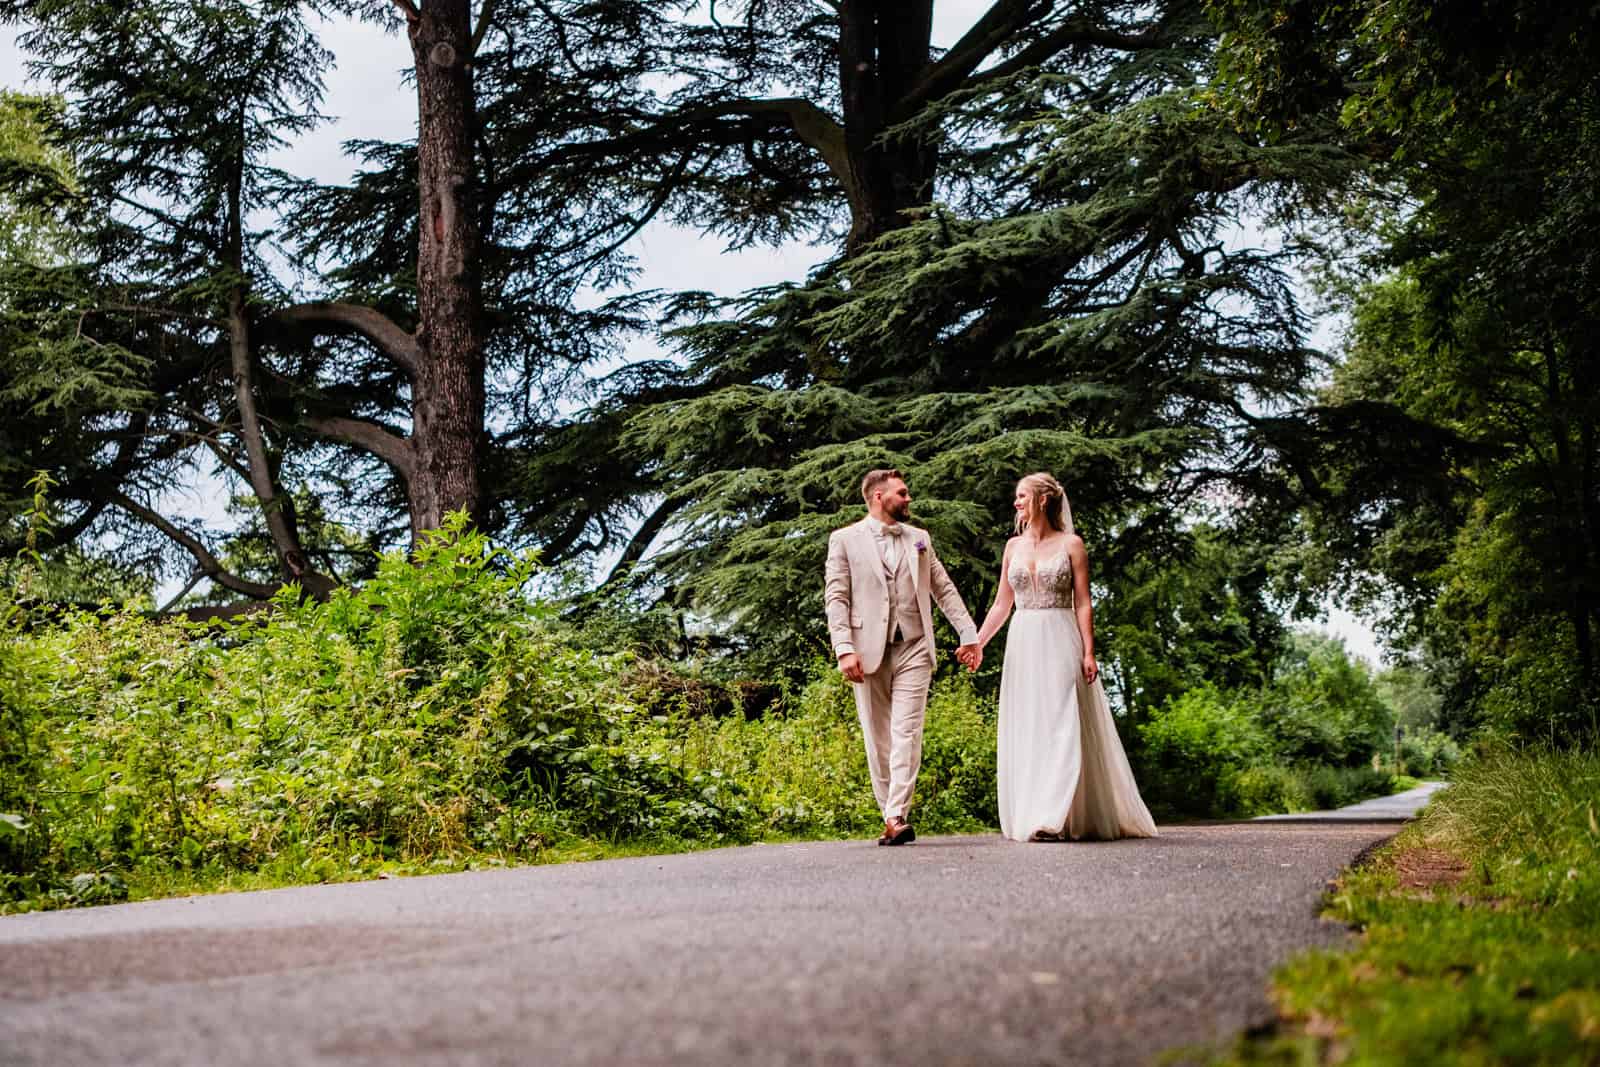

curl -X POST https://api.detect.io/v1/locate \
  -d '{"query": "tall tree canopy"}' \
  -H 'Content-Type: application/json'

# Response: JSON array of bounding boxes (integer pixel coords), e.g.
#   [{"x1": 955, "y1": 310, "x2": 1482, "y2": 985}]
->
[
  {"x1": 565, "y1": 0, "x2": 1360, "y2": 668},
  {"x1": 1208, "y1": 0, "x2": 1600, "y2": 734},
  {"x1": 0, "y1": 0, "x2": 663, "y2": 599}
]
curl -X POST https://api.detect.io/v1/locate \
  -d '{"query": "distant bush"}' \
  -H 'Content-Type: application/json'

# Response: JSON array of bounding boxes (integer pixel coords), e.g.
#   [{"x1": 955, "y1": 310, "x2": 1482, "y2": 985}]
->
[
  {"x1": 1297, "y1": 764, "x2": 1394, "y2": 810},
  {"x1": 1256, "y1": 632, "x2": 1394, "y2": 767},
  {"x1": 1136, "y1": 686, "x2": 1271, "y2": 817},
  {"x1": 1222, "y1": 764, "x2": 1310, "y2": 815},
  {"x1": 1398, "y1": 728, "x2": 1460, "y2": 778},
  {"x1": 1134, "y1": 632, "x2": 1410, "y2": 819}
]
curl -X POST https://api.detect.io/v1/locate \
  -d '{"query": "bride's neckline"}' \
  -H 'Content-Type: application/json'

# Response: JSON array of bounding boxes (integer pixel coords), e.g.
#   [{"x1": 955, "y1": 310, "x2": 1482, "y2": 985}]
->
[{"x1": 1016, "y1": 534, "x2": 1071, "y2": 585}]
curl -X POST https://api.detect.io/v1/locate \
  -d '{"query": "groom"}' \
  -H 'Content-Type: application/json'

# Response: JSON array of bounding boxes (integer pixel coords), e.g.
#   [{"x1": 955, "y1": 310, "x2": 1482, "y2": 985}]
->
[{"x1": 825, "y1": 469, "x2": 982, "y2": 846}]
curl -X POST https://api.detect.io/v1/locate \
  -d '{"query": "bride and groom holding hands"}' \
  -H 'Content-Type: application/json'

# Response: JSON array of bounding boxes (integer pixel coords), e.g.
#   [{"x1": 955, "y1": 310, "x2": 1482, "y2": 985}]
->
[{"x1": 824, "y1": 468, "x2": 1157, "y2": 846}]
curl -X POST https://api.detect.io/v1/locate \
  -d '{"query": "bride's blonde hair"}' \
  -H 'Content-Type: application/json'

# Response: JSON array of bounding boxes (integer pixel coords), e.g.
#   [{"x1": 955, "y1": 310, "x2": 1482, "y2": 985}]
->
[{"x1": 1014, "y1": 472, "x2": 1069, "y2": 536}]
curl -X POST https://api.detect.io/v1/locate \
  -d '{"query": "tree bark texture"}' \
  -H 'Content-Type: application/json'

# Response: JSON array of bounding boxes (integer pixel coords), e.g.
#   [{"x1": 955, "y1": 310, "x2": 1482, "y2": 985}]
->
[
  {"x1": 407, "y1": 0, "x2": 487, "y2": 537},
  {"x1": 837, "y1": 0, "x2": 940, "y2": 254}
]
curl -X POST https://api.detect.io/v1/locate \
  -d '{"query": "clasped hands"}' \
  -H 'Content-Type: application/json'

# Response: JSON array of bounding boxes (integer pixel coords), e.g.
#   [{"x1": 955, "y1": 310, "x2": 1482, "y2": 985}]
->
[{"x1": 837, "y1": 642, "x2": 983, "y2": 681}]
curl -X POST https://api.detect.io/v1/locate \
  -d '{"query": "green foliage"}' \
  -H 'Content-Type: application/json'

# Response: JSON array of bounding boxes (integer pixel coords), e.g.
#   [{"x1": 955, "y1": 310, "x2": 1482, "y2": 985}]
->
[
  {"x1": 1396, "y1": 728, "x2": 1459, "y2": 780},
  {"x1": 1134, "y1": 631, "x2": 1402, "y2": 818},
  {"x1": 1374, "y1": 663, "x2": 1442, "y2": 732},
  {"x1": 1319, "y1": 269, "x2": 1600, "y2": 741},
  {"x1": 1419, "y1": 746, "x2": 1600, "y2": 917},
  {"x1": 0, "y1": 594, "x2": 49, "y2": 889},
  {"x1": 1258, "y1": 631, "x2": 1393, "y2": 767},
  {"x1": 1208, "y1": 0, "x2": 1600, "y2": 741},
  {"x1": 0, "y1": 518, "x2": 1000, "y2": 911},
  {"x1": 0, "y1": 89, "x2": 75, "y2": 260},
  {"x1": 1137, "y1": 686, "x2": 1272, "y2": 817},
  {"x1": 607, "y1": 17, "x2": 1360, "y2": 667},
  {"x1": 1101, "y1": 523, "x2": 1288, "y2": 717},
  {"x1": 1208, "y1": 747, "x2": 1600, "y2": 1065},
  {"x1": 0, "y1": 0, "x2": 665, "y2": 591}
]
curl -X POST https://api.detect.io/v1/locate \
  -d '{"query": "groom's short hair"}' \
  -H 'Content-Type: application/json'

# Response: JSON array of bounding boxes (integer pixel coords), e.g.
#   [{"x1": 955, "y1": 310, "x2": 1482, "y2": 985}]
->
[{"x1": 860, "y1": 468, "x2": 904, "y2": 502}]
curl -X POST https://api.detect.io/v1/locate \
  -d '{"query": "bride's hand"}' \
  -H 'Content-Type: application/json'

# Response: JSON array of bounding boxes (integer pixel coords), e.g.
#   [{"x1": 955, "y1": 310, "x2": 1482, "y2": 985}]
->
[{"x1": 1081, "y1": 653, "x2": 1098, "y2": 685}]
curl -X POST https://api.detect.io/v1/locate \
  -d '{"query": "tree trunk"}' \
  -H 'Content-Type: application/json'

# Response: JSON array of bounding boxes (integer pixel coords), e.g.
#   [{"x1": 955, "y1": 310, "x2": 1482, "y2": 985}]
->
[
  {"x1": 838, "y1": 0, "x2": 939, "y2": 255},
  {"x1": 223, "y1": 135, "x2": 335, "y2": 597},
  {"x1": 407, "y1": 0, "x2": 486, "y2": 537}
]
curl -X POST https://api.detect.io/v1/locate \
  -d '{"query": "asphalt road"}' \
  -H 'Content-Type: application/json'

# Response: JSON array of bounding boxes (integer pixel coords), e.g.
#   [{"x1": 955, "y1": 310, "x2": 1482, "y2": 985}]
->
[{"x1": 0, "y1": 811, "x2": 1417, "y2": 1067}]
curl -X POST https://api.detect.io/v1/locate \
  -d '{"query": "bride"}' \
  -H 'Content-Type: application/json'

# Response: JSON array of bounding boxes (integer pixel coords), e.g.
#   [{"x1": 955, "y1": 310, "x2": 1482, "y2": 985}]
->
[{"x1": 972, "y1": 472, "x2": 1158, "y2": 842}]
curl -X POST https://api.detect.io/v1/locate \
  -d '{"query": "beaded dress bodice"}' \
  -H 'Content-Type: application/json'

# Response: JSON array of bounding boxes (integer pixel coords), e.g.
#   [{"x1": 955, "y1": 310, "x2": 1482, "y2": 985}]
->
[{"x1": 1008, "y1": 544, "x2": 1075, "y2": 610}]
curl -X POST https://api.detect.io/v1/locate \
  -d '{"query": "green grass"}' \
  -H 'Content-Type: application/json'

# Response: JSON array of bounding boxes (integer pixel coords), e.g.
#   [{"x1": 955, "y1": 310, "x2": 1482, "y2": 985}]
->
[
  {"x1": 1188, "y1": 746, "x2": 1600, "y2": 1066},
  {"x1": 108, "y1": 830, "x2": 866, "y2": 906}
]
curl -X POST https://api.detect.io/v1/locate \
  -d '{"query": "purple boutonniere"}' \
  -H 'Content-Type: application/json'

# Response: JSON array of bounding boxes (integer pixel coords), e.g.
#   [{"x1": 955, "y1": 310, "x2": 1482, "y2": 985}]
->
[{"x1": 914, "y1": 538, "x2": 927, "y2": 554}]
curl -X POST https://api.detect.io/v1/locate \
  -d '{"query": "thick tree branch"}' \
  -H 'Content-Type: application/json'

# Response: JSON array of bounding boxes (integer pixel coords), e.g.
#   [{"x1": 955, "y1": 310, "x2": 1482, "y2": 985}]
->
[
  {"x1": 605, "y1": 495, "x2": 688, "y2": 584},
  {"x1": 528, "y1": 0, "x2": 590, "y2": 75},
  {"x1": 392, "y1": 0, "x2": 420, "y2": 22},
  {"x1": 273, "y1": 302, "x2": 420, "y2": 378},
  {"x1": 900, "y1": 0, "x2": 1048, "y2": 114},
  {"x1": 701, "y1": 98, "x2": 851, "y2": 187},
  {"x1": 962, "y1": 18, "x2": 1166, "y2": 96},
  {"x1": 109, "y1": 490, "x2": 280, "y2": 600},
  {"x1": 903, "y1": 5, "x2": 1167, "y2": 114},
  {"x1": 539, "y1": 507, "x2": 593, "y2": 565},
  {"x1": 303, "y1": 414, "x2": 418, "y2": 481},
  {"x1": 470, "y1": 0, "x2": 496, "y2": 57},
  {"x1": 156, "y1": 570, "x2": 205, "y2": 614}
]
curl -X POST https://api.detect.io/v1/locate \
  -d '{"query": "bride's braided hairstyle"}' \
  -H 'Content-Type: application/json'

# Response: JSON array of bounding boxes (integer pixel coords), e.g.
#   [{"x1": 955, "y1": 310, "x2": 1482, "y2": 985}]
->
[{"x1": 1014, "y1": 472, "x2": 1068, "y2": 536}]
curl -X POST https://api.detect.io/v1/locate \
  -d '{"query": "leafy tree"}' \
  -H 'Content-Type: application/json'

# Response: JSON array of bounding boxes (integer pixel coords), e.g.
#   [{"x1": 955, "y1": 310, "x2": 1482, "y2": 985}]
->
[
  {"x1": 1099, "y1": 523, "x2": 1288, "y2": 721},
  {"x1": 0, "y1": 1, "x2": 659, "y2": 600},
  {"x1": 1207, "y1": 0, "x2": 1600, "y2": 734},
  {"x1": 591, "y1": 1, "x2": 1360, "y2": 663},
  {"x1": 1374, "y1": 661, "x2": 1442, "y2": 734},
  {"x1": 1260, "y1": 629, "x2": 1391, "y2": 767}
]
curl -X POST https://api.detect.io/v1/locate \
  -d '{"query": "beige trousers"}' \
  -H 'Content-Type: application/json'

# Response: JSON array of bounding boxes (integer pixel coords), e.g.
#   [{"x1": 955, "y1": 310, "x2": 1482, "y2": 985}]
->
[{"x1": 851, "y1": 634, "x2": 934, "y2": 820}]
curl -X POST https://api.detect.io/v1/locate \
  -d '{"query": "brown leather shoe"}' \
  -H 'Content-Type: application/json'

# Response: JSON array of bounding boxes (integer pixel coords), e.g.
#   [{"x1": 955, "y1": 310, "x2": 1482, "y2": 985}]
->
[{"x1": 878, "y1": 816, "x2": 916, "y2": 846}]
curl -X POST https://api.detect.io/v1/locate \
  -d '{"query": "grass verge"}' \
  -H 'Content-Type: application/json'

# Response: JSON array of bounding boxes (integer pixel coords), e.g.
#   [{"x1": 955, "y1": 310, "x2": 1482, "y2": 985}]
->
[{"x1": 1192, "y1": 746, "x2": 1600, "y2": 1066}]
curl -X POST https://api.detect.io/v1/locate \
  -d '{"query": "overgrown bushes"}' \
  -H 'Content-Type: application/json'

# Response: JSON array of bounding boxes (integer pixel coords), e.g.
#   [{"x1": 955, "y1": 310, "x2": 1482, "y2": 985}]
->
[
  {"x1": 1130, "y1": 632, "x2": 1422, "y2": 819},
  {"x1": 0, "y1": 519, "x2": 1001, "y2": 911},
  {"x1": 0, "y1": 519, "x2": 1427, "y2": 911}
]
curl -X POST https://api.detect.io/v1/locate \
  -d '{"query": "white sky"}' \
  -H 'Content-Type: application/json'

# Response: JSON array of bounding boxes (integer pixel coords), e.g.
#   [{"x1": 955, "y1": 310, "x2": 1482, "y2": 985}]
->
[{"x1": 1, "y1": 10, "x2": 1385, "y2": 662}]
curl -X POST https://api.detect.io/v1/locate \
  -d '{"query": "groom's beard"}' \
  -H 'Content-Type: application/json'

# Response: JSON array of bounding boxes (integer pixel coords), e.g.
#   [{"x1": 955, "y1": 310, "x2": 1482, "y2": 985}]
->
[{"x1": 886, "y1": 500, "x2": 911, "y2": 523}]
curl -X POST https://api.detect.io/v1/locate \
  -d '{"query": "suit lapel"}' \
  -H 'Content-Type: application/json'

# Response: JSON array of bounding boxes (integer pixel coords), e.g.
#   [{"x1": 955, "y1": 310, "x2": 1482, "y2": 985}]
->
[
  {"x1": 849, "y1": 519, "x2": 889, "y2": 592},
  {"x1": 905, "y1": 525, "x2": 922, "y2": 593}
]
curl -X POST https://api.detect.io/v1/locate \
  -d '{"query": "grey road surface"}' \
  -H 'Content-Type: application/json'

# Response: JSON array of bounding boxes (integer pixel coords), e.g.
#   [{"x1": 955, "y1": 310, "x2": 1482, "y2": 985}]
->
[
  {"x1": 1254, "y1": 781, "x2": 1445, "y2": 823},
  {"x1": 0, "y1": 815, "x2": 1420, "y2": 1067}
]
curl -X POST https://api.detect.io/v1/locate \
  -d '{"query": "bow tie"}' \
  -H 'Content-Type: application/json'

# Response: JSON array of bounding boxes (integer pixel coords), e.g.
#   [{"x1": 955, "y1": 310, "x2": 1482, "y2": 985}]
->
[{"x1": 881, "y1": 524, "x2": 904, "y2": 537}]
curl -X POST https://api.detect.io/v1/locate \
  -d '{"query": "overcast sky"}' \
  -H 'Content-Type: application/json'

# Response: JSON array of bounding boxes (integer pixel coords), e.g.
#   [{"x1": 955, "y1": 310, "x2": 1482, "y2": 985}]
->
[{"x1": 2, "y1": 10, "x2": 1385, "y2": 661}]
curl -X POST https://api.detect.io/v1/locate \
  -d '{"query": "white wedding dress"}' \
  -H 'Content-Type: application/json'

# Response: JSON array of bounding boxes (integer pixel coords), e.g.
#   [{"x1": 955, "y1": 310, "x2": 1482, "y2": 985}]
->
[{"x1": 997, "y1": 545, "x2": 1158, "y2": 841}]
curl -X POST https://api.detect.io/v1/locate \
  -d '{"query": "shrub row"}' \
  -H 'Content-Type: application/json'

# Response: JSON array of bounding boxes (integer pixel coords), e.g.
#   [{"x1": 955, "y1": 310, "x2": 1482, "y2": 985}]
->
[
  {"x1": 0, "y1": 519, "x2": 997, "y2": 911},
  {"x1": 1, "y1": 520, "x2": 1416, "y2": 910}
]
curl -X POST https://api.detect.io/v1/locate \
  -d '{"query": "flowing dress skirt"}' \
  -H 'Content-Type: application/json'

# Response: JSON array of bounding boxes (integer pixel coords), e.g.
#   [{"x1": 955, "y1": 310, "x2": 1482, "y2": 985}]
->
[{"x1": 997, "y1": 608, "x2": 1158, "y2": 841}]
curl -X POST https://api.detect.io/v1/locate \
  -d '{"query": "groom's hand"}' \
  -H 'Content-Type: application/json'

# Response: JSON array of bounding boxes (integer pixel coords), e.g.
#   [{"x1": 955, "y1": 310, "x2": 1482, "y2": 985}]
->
[
  {"x1": 956, "y1": 644, "x2": 982, "y2": 672},
  {"x1": 838, "y1": 652, "x2": 865, "y2": 683}
]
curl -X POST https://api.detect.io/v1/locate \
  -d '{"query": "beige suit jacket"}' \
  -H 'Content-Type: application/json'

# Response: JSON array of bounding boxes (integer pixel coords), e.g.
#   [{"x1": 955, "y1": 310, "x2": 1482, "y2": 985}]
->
[{"x1": 824, "y1": 517, "x2": 977, "y2": 676}]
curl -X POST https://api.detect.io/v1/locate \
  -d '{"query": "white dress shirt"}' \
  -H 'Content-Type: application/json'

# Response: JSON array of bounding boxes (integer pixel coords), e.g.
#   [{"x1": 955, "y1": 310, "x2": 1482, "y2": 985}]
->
[{"x1": 865, "y1": 515, "x2": 905, "y2": 573}]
